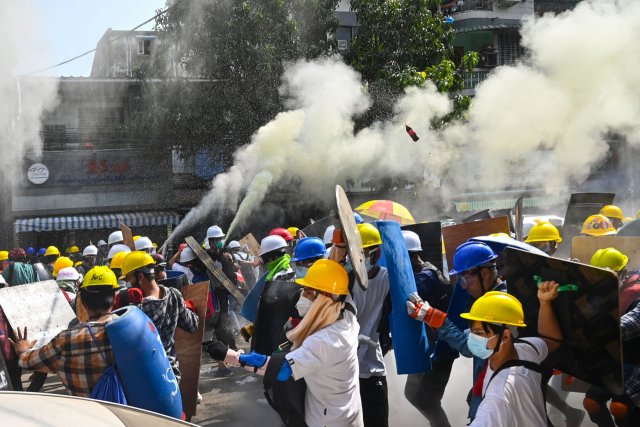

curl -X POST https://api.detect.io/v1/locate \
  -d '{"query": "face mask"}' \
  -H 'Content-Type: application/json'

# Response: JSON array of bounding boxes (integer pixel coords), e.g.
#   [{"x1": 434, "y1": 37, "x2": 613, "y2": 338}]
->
[
  {"x1": 467, "y1": 333, "x2": 496, "y2": 359},
  {"x1": 365, "y1": 248, "x2": 378, "y2": 272},
  {"x1": 295, "y1": 266, "x2": 308, "y2": 279},
  {"x1": 215, "y1": 241, "x2": 224, "y2": 249},
  {"x1": 295, "y1": 296, "x2": 313, "y2": 317}
]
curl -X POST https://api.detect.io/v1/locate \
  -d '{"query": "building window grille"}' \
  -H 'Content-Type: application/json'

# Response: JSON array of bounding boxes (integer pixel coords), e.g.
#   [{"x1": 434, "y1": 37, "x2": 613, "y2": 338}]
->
[{"x1": 499, "y1": 31, "x2": 524, "y2": 65}]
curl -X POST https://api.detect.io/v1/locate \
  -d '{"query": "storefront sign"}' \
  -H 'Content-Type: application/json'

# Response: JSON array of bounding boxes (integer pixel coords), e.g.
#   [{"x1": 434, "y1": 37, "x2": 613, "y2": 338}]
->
[{"x1": 27, "y1": 163, "x2": 49, "y2": 185}]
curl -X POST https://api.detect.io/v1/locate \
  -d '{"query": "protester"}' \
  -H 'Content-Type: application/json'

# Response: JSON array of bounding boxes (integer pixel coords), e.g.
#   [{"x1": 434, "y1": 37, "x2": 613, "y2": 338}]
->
[
  {"x1": 68, "y1": 246, "x2": 81, "y2": 263},
  {"x1": 25, "y1": 247, "x2": 36, "y2": 264},
  {"x1": 75, "y1": 245, "x2": 98, "y2": 277},
  {"x1": 0, "y1": 250, "x2": 7, "y2": 273},
  {"x1": 152, "y1": 253, "x2": 167, "y2": 280},
  {"x1": 260, "y1": 235, "x2": 295, "y2": 281},
  {"x1": 2, "y1": 248, "x2": 40, "y2": 286},
  {"x1": 43, "y1": 246, "x2": 61, "y2": 275},
  {"x1": 108, "y1": 231, "x2": 125, "y2": 248},
  {"x1": 52, "y1": 256, "x2": 73, "y2": 279},
  {"x1": 168, "y1": 246, "x2": 197, "y2": 284},
  {"x1": 10, "y1": 266, "x2": 120, "y2": 397},
  {"x1": 134, "y1": 236, "x2": 154, "y2": 253},
  {"x1": 56, "y1": 266, "x2": 81, "y2": 303},
  {"x1": 108, "y1": 251, "x2": 128, "y2": 288},
  {"x1": 600, "y1": 205, "x2": 625, "y2": 230},
  {"x1": 525, "y1": 221, "x2": 562, "y2": 256},
  {"x1": 106, "y1": 244, "x2": 131, "y2": 266},
  {"x1": 582, "y1": 215, "x2": 617, "y2": 236}
]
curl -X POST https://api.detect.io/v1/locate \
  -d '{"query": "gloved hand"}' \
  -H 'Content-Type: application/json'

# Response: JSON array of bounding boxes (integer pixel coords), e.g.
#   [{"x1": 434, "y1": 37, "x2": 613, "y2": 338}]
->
[
  {"x1": 277, "y1": 361, "x2": 293, "y2": 382},
  {"x1": 185, "y1": 300, "x2": 196, "y2": 313},
  {"x1": 406, "y1": 292, "x2": 447, "y2": 328},
  {"x1": 358, "y1": 335, "x2": 379, "y2": 348},
  {"x1": 239, "y1": 351, "x2": 267, "y2": 368},
  {"x1": 240, "y1": 324, "x2": 254, "y2": 342}
]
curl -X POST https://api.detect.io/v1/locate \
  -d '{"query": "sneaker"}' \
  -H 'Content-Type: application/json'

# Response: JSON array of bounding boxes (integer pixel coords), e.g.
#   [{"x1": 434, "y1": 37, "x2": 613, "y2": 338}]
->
[
  {"x1": 211, "y1": 367, "x2": 233, "y2": 377},
  {"x1": 564, "y1": 407, "x2": 585, "y2": 427},
  {"x1": 197, "y1": 392, "x2": 203, "y2": 404}
]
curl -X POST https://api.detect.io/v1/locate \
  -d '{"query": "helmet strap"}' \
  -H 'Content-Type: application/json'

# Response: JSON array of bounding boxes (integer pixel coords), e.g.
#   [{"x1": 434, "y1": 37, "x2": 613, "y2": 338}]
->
[{"x1": 493, "y1": 328, "x2": 506, "y2": 353}]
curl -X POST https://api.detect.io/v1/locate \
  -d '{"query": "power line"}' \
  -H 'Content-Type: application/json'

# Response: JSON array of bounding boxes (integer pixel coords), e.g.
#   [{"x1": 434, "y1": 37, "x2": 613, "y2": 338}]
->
[{"x1": 17, "y1": 2, "x2": 182, "y2": 77}]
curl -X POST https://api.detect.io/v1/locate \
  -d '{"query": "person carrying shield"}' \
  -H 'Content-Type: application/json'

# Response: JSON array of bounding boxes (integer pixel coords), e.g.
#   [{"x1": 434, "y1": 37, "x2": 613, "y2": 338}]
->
[
  {"x1": 525, "y1": 221, "x2": 562, "y2": 256},
  {"x1": 600, "y1": 205, "x2": 625, "y2": 230},
  {"x1": 582, "y1": 215, "x2": 617, "y2": 237}
]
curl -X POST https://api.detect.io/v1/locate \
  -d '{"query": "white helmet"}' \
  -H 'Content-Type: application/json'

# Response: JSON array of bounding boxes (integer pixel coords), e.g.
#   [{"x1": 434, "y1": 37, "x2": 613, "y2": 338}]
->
[
  {"x1": 97, "y1": 240, "x2": 107, "y2": 247},
  {"x1": 402, "y1": 231, "x2": 422, "y2": 252},
  {"x1": 83, "y1": 245, "x2": 98, "y2": 257},
  {"x1": 107, "y1": 244, "x2": 131, "y2": 260},
  {"x1": 323, "y1": 225, "x2": 335, "y2": 245},
  {"x1": 56, "y1": 267, "x2": 80, "y2": 282},
  {"x1": 259, "y1": 235, "x2": 287, "y2": 256},
  {"x1": 206, "y1": 226, "x2": 225, "y2": 239},
  {"x1": 135, "y1": 236, "x2": 153, "y2": 251},
  {"x1": 108, "y1": 231, "x2": 124, "y2": 245},
  {"x1": 228, "y1": 241, "x2": 241, "y2": 249},
  {"x1": 203, "y1": 240, "x2": 210, "y2": 250},
  {"x1": 180, "y1": 247, "x2": 197, "y2": 263}
]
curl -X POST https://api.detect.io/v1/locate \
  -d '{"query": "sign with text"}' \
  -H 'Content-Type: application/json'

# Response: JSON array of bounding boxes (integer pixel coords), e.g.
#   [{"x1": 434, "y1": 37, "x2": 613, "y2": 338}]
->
[{"x1": 27, "y1": 163, "x2": 49, "y2": 185}]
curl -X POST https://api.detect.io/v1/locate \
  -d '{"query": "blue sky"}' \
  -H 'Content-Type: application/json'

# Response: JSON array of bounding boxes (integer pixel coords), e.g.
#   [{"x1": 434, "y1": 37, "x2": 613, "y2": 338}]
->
[{"x1": 30, "y1": 0, "x2": 166, "y2": 77}]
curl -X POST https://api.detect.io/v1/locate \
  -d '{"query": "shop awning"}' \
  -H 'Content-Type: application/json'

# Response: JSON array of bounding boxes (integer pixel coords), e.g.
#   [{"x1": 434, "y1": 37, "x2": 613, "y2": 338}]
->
[
  {"x1": 454, "y1": 195, "x2": 570, "y2": 213},
  {"x1": 13, "y1": 211, "x2": 181, "y2": 233},
  {"x1": 455, "y1": 23, "x2": 522, "y2": 34}
]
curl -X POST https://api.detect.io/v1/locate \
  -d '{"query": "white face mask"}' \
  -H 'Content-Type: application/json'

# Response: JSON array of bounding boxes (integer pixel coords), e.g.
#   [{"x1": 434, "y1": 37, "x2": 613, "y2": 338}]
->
[{"x1": 295, "y1": 296, "x2": 313, "y2": 317}]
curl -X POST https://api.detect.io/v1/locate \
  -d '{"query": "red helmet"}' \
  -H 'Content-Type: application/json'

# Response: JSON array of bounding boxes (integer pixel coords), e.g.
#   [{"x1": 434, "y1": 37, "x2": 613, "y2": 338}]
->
[
  {"x1": 270, "y1": 228, "x2": 294, "y2": 242},
  {"x1": 178, "y1": 243, "x2": 188, "y2": 251}
]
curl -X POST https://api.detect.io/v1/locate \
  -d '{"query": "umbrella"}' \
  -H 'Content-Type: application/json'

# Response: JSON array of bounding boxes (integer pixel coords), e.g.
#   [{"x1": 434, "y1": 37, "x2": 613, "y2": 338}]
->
[{"x1": 355, "y1": 200, "x2": 416, "y2": 225}]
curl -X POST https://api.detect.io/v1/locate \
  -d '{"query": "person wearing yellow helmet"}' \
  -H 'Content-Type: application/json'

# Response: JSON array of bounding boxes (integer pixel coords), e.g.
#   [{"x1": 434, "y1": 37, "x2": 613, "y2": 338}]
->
[
  {"x1": 525, "y1": 221, "x2": 562, "y2": 256},
  {"x1": 600, "y1": 205, "x2": 624, "y2": 229},
  {"x1": 52, "y1": 256, "x2": 74, "y2": 278},
  {"x1": 0, "y1": 250, "x2": 8, "y2": 273},
  {"x1": 115, "y1": 251, "x2": 199, "y2": 382},
  {"x1": 10, "y1": 265, "x2": 120, "y2": 398},
  {"x1": 582, "y1": 215, "x2": 617, "y2": 237},
  {"x1": 239, "y1": 259, "x2": 363, "y2": 426},
  {"x1": 591, "y1": 247, "x2": 628, "y2": 277},
  {"x1": 68, "y1": 245, "x2": 81, "y2": 263},
  {"x1": 43, "y1": 246, "x2": 61, "y2": 275}
]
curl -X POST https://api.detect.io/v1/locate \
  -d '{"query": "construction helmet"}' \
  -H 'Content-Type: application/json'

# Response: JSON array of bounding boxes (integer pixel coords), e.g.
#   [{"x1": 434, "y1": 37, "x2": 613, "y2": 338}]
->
[
  {"x1": 525, "y1": 221, "x2": 562, "y2": 243},
  {"x1": 287, "y1": 227, "x2": 300, "y2": 238},
  {"x1": 206, "y1": 226, "x2": 225, "y2": 239},
  {"x1": 107, "y1": 244, "x2": 131, "y2": 261},
  {"x1": 81, "y1": 266, "x2": 119, "y2": 289},
  {"x1": 228, "y1": 241, "x2": 241, "y2": 249},
  {"x1": 56, "y1": 267, "x2": 80, "y2": 282},
  {"x1": 53, "y1": 257, "x2": 74, "y2": 277},
  {"x1": 357, "y1": 223, "x2": 382, "y2": 248},
  {"x1": 582, "y1": 215, "x2": 617, "y2": 236},
  {"x1": 38, "y1": 248, "x2": 46, "y2": 256},
  {"x1": 110, "y1": 251, "x2": 128, "y2": 270},
  {"x1": 353, "y1": 212, "x2": 364, "y2": 225},
  {"x1": 133, "y1": 236, "x2": 141, "y2": 242},
  {"x1": 108, "y1": 231, "x2": 124, "y2": 245},
  {"x1": 152, "y1": 243, "x2": 158, "y2": 248},
  {"x1": 65, "y1": 247, "x2": 71, "y2": 254},
  {"x1": 134, "y1": 236, "x2": 153, "y2": 251},
  {"x1": 0, "y1": 251, "x2": 7, "y2": 262},
  {"x1": 97, "y1": 240, "x2": 107, "y2": 248},
  {"x1": 600, "y1": 205, "x2": 623, "y2": 220},
  {"x1": 75, "y1": 261, "x2": 82, "y2": 268},
  {"x1": 591, "y1": 248, "x2": 628, "y2": 272},
  {"x1": 449, "y1": 242, "x2": 498, "y2": 276},
  {"x1": 83, "y1": 245, "x2": 98, "y2": 257},
  {"x1": 270, "y1": 228, "x2": 294, "y2": 242},
  {"x1": 460, "y1": 291, "x2": 526, "y2": 327},
  {"x1": 120, "y1": 251, "x2": 155, "y2": 279},
  {"x1": 26, "y1": 247, "x2": 35, "y2": 255},
  {"x1": 292, "y1": 237, "x2": 326, "y2": 262},
  {"x1": 323, "y1": 226, "x2": 335, "y2": 245},
  {"x1": 623, "y1": 217, "x2": 634, "y2": 224},
  {"x1": 490, "y1": 233, "x2": 512, "y2": 239},
  {"x1": 296, "y1": 259, "x2": 349, "y2": 295},
  {"x1": 69, "y1": 246, "x2": 80, "y2": 254},
  {"x1": 402, "y1": 231, "x2": 422, "y2": 252},
  {"x1": 260, "y1": 235, "x2": 288, "y2": 256},
  {"x1": 180, "y1": 247, "x2": 197, "y2": 263},
  {"x1": 45, "y1": 246, "x2": 60, "y2": 257}
]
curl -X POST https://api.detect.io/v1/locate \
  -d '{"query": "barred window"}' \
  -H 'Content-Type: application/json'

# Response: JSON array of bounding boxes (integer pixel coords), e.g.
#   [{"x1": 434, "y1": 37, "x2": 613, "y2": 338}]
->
[{"x1": 499, "y1": 31, "x2": 524, "y2": 66}]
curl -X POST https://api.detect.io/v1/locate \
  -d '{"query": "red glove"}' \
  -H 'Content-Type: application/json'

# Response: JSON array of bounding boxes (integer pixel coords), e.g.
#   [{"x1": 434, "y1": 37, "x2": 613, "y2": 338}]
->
[
  {"x1": 113, "y1": 288, "x2": 143, "y2": 309},
  {"x1": 185, "y1": 300, "x2": 196, "y2": 313},
  {"x1": 406, "y1": 292, "x2": 447, "y2": 328}
]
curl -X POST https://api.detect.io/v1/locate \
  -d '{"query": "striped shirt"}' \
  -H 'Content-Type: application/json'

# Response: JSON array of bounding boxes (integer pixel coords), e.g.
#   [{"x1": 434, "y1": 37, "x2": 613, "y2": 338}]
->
[{"x1": 19, "y1": 316, "x2": 116, "y2": 397}]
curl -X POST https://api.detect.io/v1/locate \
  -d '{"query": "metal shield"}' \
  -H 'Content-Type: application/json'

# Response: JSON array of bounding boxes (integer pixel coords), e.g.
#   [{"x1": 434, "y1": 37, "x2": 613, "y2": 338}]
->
[
  {"x1": 301, "y1": 216, "x2": 331, "y2": 239},
  {"x1": 32, "y1": 263, "x2": 52, "y2": 281},
  {"x1": 401, "y1": 222, "x2": 444, "y2": 272},
  {"x1": 335, "y1": 185, "x2": 368, "y2": 291},
  {"x1": 616, "y1": 218, "x2": 640, "y2": 237},
  {"x1": 557, "y1": 193, "x2": 615, "y2": 258},
  {"x1": 515, "y1": 196, "x2": 524, "y2": 242},
  {"x1": 461, "y1": 209, "x2": 492, "y2": 223}
]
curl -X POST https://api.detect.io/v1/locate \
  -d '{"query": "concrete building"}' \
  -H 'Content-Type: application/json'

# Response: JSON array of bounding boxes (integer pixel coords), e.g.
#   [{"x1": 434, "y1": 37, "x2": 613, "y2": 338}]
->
[{"x1": 90, "y1": 29, "x2": 162, "y2": 78}]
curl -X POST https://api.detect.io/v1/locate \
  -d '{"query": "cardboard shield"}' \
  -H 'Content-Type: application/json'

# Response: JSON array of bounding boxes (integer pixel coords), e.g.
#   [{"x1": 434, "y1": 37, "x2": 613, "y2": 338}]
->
[
  {"x1": 120, "y1": 223, "x2": 136, "y2": 251},
  {"x1": 0, "y1": 349, "x2": 12, "y2": 391},
  {"x1": 301, "y1": 216, "x2": 331, "y2": 239},
  {"x1": 616, "y1": 218, "x2": 640, "y2": 237},
  {"x1": 572, "y1": 236, "x2": 640, "y2": 269},
  {"x1": 239, "y1": 233, "x2": 261, "y2": 257},
  {"x1": 336, "y1": 185, "x2": 368, "y2": 291},
  {"x1": 501, "y1": 247, "x2": 623, "y2": 395},
  {"x1": 557, "y1": 193, "x2": 616, "y2": 258},
  {"x1": 184, "y1": 236, "x2": 245, "y2": 305},
  {"x1": 250, "y1": 280, "x2": 301, "y2": 356},
  {"x1": 515, "y1": 196, "x2": 524, "y2": 242},
  {"x1": 401, "y1": 222, "x2": 444, "y2": 272},
  {"x1": 240, "y1": 272, "x2": 268, "y2": 323},
  {"x1": 175, "y1": 281, "x2": 208, "y2": 417},
  {"x1": 461, "y1": 209, "x2": 492, "y2": 223}
]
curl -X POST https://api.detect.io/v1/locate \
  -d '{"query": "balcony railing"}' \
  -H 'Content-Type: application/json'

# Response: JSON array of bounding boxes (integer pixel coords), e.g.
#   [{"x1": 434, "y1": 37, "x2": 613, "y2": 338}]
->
[
  {"x1": 442, "y1": 0, "x2": 492, "y2": 13},
  {"x1": 463, "y1": 70, "x2": 490, "y2": 90}
]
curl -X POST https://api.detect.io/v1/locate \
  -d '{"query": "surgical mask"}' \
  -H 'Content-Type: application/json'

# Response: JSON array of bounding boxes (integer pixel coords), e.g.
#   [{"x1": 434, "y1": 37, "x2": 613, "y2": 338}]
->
[
  {"x1": 467, "y1": 333, "x2": 496, "y2": 359},
  {"x1": 295, "y1": 266, "x2": 308, "y2": 279},
  {"x1": 365, "y1": 257, "x2": 374, "y2": 272},
  {"x1": 215, "y1": 241, "x2": 224, "y2": 249},
  {"x1": 295, "y1": 296, "x2": 313, "y2": 317}
]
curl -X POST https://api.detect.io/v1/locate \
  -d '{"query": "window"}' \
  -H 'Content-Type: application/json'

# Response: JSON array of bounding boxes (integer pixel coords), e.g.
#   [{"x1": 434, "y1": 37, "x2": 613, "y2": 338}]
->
[
  {"x1": 78, "y1": 108, "x2": 124, "y2": 130},
  {"x1": 498, "y1": 31, "x2": 524, "y2": 66},
  {"x1": 138, "y1": 40, "x2": 151, "y2": 55},
  {"x1": 43, "y1": 124, "x2": 66, "y2": 134}
]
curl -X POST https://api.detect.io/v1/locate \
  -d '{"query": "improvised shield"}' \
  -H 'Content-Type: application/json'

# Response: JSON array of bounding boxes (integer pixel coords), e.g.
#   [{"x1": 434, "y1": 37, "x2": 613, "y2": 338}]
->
[
  {"x1": 501, "y1": 247, "x2": 623, "y2": 395},
  {"x1": 239, "y1": 233, "x2": 261, "y2": 257},
  {"x1": 301, "y1": 216, "x2": 331, "y2": 239},
  {"x1": 377, "y1": 221, "x2": 431, "y2": 375},
  {"x1": 461, "y1": 209, "x2": 492, "y2": 223},
  {"x1": 557, "y1": 193, "x2": 615, "y2": 258},
  {"x1": 250, "y1": 280, "x2": 301, "y2": 356},
  {"x1": 491, "y1": 208, "x2": 514, "y2": 234},
  {"x1": 185, "y1": 236, "x2": 245, "y2": 305},
  {"x1": 515, "y1": 196, "x2": 524, "y2": 242},
  {"x1": 469, "y1": 235, "x2": 549, "y2": 258},
  {"x1": 401, "y1": 222, "x2": 444, "y2": 272},
  {"x1": 0, "y1": 345, "x2": 12, "y2": 391},
  {"x1": 120, "y1": 222, "x2": 136, "y2": 251},
  {"x1": 240, "y1": 272, "x2": 268, "y2": 323},
  {"x1": 616, "y1": 218, "x2": 640, "y2": 237},
  {"x1": 336, "y1": 185, "x2": 368, "y2": 291},
  {"x1": 158, "y1": 270, "x2": 190, "y2": 290},
  {"x1": 572, "y1": 236, "x2": 640, "y2": 269},
  {"x1": 32, "y1": 263, "x2": 52, "y2": 281}
]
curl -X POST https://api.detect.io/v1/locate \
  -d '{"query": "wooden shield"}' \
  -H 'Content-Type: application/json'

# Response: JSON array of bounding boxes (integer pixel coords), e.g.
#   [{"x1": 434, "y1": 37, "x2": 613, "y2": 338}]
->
[
  {"x1": 336, "y1": 185, "x2": 367, "y2": 290},
  {"x1": 120, "y1": 223, "x2": 136, "y2": 251},
  {"x1": 239, "y1": 233, "x2": 261, "y2": 257},
  {"x1": 175, "y1": 281, "x2": 209, "y2": 417},
  {"x1": 571, "y1": 236, "x2": 640, "y2": 270}
]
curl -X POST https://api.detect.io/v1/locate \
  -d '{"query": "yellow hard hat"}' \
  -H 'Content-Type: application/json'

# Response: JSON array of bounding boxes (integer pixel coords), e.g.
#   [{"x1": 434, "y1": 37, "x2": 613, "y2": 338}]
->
[
  {"x1": 120, "y1": 251, "x2": 155, "y2": 279},
  {"x1": 287, "y1": 227, "x2": 299, "y2": 237},
  {"x1": 53, "y1": 257, "x2": 74, "y2": 278},
  {"x1": 110, "y1": 251, "x2": 128, "y2": 270},
  {"x1": 600, "y1": 205, "x2": 623, "y2": 220},
  {"x1": 65, "y1": 247, "x2": 71, "y2": 254},
  {"x1": 45, "y1": 246, "x2": 60, "y2": 257},
  {"x1": 81, "y1": 266, "x2": 119, "y2": 289},
  {"x1": 461, "y1": 291, "x2": 526, "y2": 327},
  {"x1": 133, "y1": 236, "x2": 141, "y2": 242},
  {"x1": 69, "y1": 246, "x2": 80, "y2": 254},
  {"x1": 525, "y1": 221, "x2": 562, "y2": 243},
  {"x1": 636, "y1": 210, "x2": 640, "y2": 219},
  {"x1": 152, "y1": 243, "x2": 158, "y2": 248},
  {"x1": 357, "y1": 223, "x2": 382, "y2": 248},
  {"x1": 75, "y1": 261, "x2": 82, "y2": 268},
  {"x1": 581, "y1": 215, "x2": 617, "y2": 236},
  {"x1": 0, "y1": 251, "x2": 8, "y2": 262},
  {"x1": 623, "y1": 217, "x2": 634, "y2": 224},
  {"x1": 591, "y1": 248, "x2": 628, "y2": 272},
  {"x1": 296, "y1": 259, "x2": 349, "y2": 295},
  {"x1": 490, "y1": 233, "x2": 512, "y2": 239}
]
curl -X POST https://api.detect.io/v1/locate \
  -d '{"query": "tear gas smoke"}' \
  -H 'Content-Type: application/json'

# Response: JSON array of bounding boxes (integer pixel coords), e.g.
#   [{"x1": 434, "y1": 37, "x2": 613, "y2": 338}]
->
[
  {"x1": 0, "y1": 2, "x2": 59, "y2": 184},
  {"x1": 173, "y1": 0, "x2": 640, "y2": 239}
]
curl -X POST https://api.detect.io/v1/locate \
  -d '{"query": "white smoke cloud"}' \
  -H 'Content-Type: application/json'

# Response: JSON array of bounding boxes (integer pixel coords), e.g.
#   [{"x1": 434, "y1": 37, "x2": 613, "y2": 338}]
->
[{"x1": 174, "y1": 0, "x2": 640, "y2": 239}]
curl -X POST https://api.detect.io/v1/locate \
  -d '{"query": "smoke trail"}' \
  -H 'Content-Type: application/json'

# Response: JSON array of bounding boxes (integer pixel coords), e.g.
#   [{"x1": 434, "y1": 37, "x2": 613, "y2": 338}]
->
[{"x1": 174, "y1": 0, "x2": 640, "y2": 238}]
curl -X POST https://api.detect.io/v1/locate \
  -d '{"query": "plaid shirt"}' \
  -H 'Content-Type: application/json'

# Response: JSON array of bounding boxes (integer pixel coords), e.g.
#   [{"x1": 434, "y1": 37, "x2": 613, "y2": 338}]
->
[
  {"x1": 19, "y1": 316, "x2": 116, "y2": 397},
  {"x1": 140, "y1": 285, "x2": 199, "y2": 381},
  {"x1": 622, "y1": 303, "x2": 640, "y2": 404}
]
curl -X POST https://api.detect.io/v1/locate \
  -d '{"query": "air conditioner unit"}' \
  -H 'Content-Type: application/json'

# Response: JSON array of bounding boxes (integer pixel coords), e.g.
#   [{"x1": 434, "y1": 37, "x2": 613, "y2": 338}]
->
[
  {"x1": 497, "y1": 0, "x2": 520, "y2": 7},
  {"x1": 338, "y1": 40, "x2": 348, "y2": 51}
]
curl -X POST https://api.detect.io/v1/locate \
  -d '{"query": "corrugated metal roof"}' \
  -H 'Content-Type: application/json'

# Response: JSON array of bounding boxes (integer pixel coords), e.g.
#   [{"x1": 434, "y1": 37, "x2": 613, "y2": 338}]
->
[{"x1": 455, "y1": 23, "x2": 522, "y2": 34}]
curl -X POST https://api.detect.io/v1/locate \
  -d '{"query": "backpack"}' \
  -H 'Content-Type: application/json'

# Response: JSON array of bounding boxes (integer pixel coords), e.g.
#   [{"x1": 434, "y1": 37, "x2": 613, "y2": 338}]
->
[
  {"x1": 86, "y1": 324, "x2": 127, "y2": 405},
  {"x1": 263, "y1": 347, "x2": 307, "y2": 427}
]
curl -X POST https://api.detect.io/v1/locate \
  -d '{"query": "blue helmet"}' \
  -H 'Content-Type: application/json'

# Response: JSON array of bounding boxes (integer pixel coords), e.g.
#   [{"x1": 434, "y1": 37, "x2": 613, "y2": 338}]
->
[
  {"x1": 38, "y1": 248, "x2": 46, "y2": 256},
  {"x1": 291, "y1": 237, "x2": 326, "y2": 262},
  {"x1": 449, "y1": 241, "x2": 498, "y2": 276},
  {"x1": 26, "y1": 247, "x2": 35, "y2": 255},
  {"x1": 353, "y1": 212, "x2": 364, "y2": 224}
]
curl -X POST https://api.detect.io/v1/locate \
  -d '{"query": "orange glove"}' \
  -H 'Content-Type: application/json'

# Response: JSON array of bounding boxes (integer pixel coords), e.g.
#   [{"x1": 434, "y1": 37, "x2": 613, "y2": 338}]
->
[
  {"x1": 406, "y1": 292, "x2": 447, "y2": 328},
  {"x1": 185, "y1": 300, "x2": 196, "y2": 313}
]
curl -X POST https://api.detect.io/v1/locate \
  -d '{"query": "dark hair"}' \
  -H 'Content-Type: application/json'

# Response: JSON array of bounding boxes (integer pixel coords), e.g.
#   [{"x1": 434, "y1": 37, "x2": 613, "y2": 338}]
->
[
  {"x1": 80, "y1": 286, "x2": 116, "y2": 312},
  {"x1": 136, "y1": 270, "x2": 156, "y2": 282},
  {"x1": 262, "y1": 249, "x2": 286, "y2": 264},
  {"x1": 45, "y1": 254, "x2": 59, "y2": 263}
]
